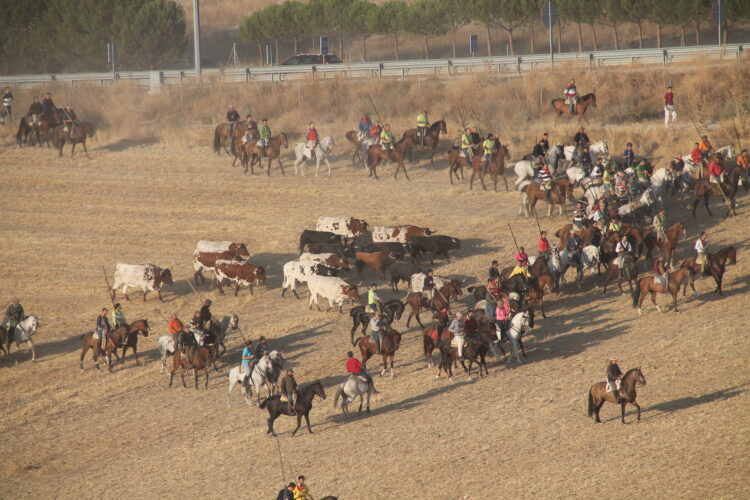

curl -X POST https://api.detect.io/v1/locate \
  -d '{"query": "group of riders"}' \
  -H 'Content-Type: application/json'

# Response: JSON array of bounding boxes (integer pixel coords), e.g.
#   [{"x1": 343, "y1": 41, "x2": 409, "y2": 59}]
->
[{"x1": 1, "y1": 87, "x2": 80, "y2": 134}]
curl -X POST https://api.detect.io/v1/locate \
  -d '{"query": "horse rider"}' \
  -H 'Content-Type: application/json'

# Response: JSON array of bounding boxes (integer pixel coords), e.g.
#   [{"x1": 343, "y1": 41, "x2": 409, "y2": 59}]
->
[
  {"x1": 670, "y1": 154, "x2": 686, "y2": 189},
  {"x1": 254, "y1": 335, "x2": 270, "y2": 360},
  {"x1": 607, "y1": 358, "x2": 625, "y2": 403},
  {"x1": 346, "y1": 350, "x2": 375, "y2": 391},
  {"x1": 695, "y1": 231, "x2": 710, "y2": 275},
  {"x1": 41, "y1": 92, "x2": 57, "y2": 119},
  {"x1": 277, "y1": 482, "x2": 296, "y2": 500},
  {"x1": 293, "y1": 475, "x2": 313, "y2": 500},
  {"x1": 198, "y1": 298, "x2": 212, "y2": 332},
  {"x1": 369, "y1": 313, "x2": 384, "y2": 354},
  {"x1": 538, "y1": 231, "x2": 551, "y2": 259},
  {"x1": 572, "y1": 202, "x2": 586, "y2": 231},
  {"x1": 635, "y1": 159, "x2": 650, "y2": 185},
  {"x1": 279, "y1": 368, "x2": 298, "y2": 415},
  {"x1": 112, "y1": 302, "x2": 129, "y2": 345},
  {"x1": 95, "y1": 307, "x2": 112, "y2": 352},
  {"x1": 369, "y1": 121, "x2": 382, "y2": 142},
  {"x1": 448, "y1": 312, "x2": 465, "y2": 359},
  {"x1": 484, "y1": 278, "x2": 497, "y2": 321},
  {"x1": 461, "y1": 127, "x2": 473, "y2": 162},
  {"x1": 380, "y1": 123, "x2": 395, "y2": 159},
  {"x1": 573, "y1": 126, "x2": 589, "y2": 147},
  {"x1": 564, "y1": 78, "x2": 577, "y2": 115},
  {"x1": 540, "y1": 132, "x2": 550, "y2": 153},
  {"x1": 653, "y1": 208, "x2": 667, "y2": 246},
  {"x1": 495, "y1": 294, "x2": 511, "y2": 342},
  {"x1": 470, "y1": 126, "x2": 482, "y2": 154},
  {"x1": 61, "y1": 106, "x2": 78, "y2": 133},
  {"x1": 608, "y1": 217, "x2": 622, "y2": 236},
  {"x1": 603, "y1": 164, "x2": 615, "y2": 193},
  {"x1": 168, "y1": 312, "x2": 185, "y2": 351},
  {"x1": 463, "y1": 310, "x2": 478, "y2": 339},
  {"x1": 614, "y1": 234, "x2": 633, "y2": 270},
  {"x1": 622, "y1": 142, "x2": 635, "y2": 170},
  {"x1": 357, "y1": 114, "x2": 372, "y2": 142},
  {"x1": 3, "y1": 298, "x2": 24, "y2": 347},
  {"x1": 488, "y1": 260, "x2": 501, "y2": 281},
  {"x1": 510, "y1": 247, "x2": 531, "y2": 279},
  {"x1": 28, "y1": 97, "x2": 43, "y2": 127},
  {"x1": 690, "y1": 142, "x2": 704, "y2": 169},
  {"x1": 481, "y1": 133, "x2": 496, "y2": 174},
  {"x1": 699, "y1": 135, "x2": 714, "y2": 160},
  {"x1": 539, "y1": 162, "x2": 553, "y2": 202},
  {"x1": 580, "y1": 144, "x2": 593, "y2": 173},
  {"x1": 259, "y1": 118, "x2": 271, "y2": 157},
  {"x1": 589, "y1": 220, "x2": 603, "y2": 247},
  {"x1": 531, "y1": 138, "x2": 546, "y2": 165},
  {"x1": 566, "y1": 230, "x2": 583, "y2": 268},
  {"x1": 1, "y1": 87, "x2": 13, "y2": 120},
  {"x1": 226, "y1": 105, "x2": 240, "y2": 135},
  {"x1": 241, "y1": 339, "x2": 255, "y2": 387},
  {"x1": 663, "y1": 85, "x2": 676, "y2": 127},
  {"x1": 737, "y1": 148, "x2": 749, "y2": 173},
  {"x1": 416, "y1": 110, "x2": 429, "y2": 145},
  {"x1": 367, "y1": 283, "x2": 381, "y2": 313},
  {"x1": 306, "y1": 121, "x2": 319, "y2": 161},
  {"x1": 708, "y1": 153, "x2": 724, "y2": 184},
  {"x1": 590, "y1": 157, "x2": 604, "y2": 182},
  {"x1": 654, "y1": 256, "x2": 668, "y2": 289},
  {"x1": 423, "y1": 269, "x2": 435, "y2": 300}
]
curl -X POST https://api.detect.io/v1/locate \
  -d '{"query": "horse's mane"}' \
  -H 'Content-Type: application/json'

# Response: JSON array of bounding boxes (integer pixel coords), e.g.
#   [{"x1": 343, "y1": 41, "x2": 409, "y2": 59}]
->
[
  {"x1": 580, "y1": 93, "x2": 595, "y2": 100},
  {"x1": 623, "y1": 367, "x2": 640, "y2": 379}
]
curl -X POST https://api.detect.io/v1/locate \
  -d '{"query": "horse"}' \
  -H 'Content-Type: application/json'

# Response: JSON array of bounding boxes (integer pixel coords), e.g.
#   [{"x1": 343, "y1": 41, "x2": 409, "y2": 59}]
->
[
  {"x1": 15, "y1": 116, "x2": 40, "y2": 146},
  {"x1": 345, "y1": 130, "x2": 379, "y2": 167},
  {"x1": 402, "y1": 119, "x2": 447, "y2": 163},
  {"x1": 631, "y1": 267, "x2": 695, "y2": 315},
  {"x1": 601, "y1": 255, "x2": 639, "y2": 294},
  {"x1": 469, "y1": 141, "x2": 510, "y2": 192},
  {"x1": 55, "y1": 121, "x2": 95, "y2": 158},
  {"x1": 422, "y1": 313, "x2": 451, "y2": 368},
  {"x1": 355, "y1": 328, "x2": 402, "y2": 377},
  {"x1": 366, "y1": 135, "x2": 415, "y2": 180},
  {"x1": 436, "y1": 323, "x2": 503, "y2": 380},
  {"x1": 2, "y1": 315, "x2": 40, "y2": 363},
  {"x1": 167, "y1": 345, "x2": 217, "y2": 389},
  {"x1": 551, "y1": 92, "x2": 597, "y2": 121},
  {"x1": 156, "y1": 314, "x2": 238, "y2": 370},
  {"x1": 679, "y1": 246, "x2": 736, "y2": 297},
  {"x1": 259, "y1": 380, "x2": 326, "y2": 437},
  {"x1": 333, "y1": 375, "x2": 374, "y2": 414},
  {"x1": 405, "y1": 282, "x2": 462, "y2": 328},
  {"x1": 692, "y1": 166, "x2": 742, "y2": 217},
  {"x1": 643, "y1": 222, "x2": 685, "y2": 269},
  {"x1": 244, "y1": 133, "x2": 289, "y2": 175},
  {"x1": 226, "y1": 351, "x2": 285, "y2": 406},
  {"x1": 559, "y1": 245, "x2": 601, "y2": 288},
  {"x1": 349, "y1": 300, "x2": 404, "y2": 345},
  {"x1": 293, "y1": 136, "x2": 335, "y2": 177},
  {"x1": 523, "y1": 181, "x2": 572, "y2": 218},
  {"x1": 213, "y1": 121, "x2": 247, "y2": 156},
  {"x1": 79, "y1": 319, "x2": 149, "y2": 372},
  {"x1": 588, "y1": 367, "x2": 647, "y2": 423},
  {"x1": 495, "y1": 310, "x2": 533, "y2": 364},
  {"x1": 520, "y1": 144, "x2": 566, "y2": 171},
  {"x1": 526, "y1": 273, "x2": 554, "y2": 318}
]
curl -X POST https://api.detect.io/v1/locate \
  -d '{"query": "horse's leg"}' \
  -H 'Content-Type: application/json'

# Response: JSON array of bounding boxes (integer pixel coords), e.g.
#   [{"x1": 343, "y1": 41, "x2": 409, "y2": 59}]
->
[
  {"x1": 634, "y1": 400, "x2": 641, "y2": 421},
  {"x1": 290, "y1": 413, "x2": 303, "y2": 437},
  {"x1": 704, "y1": 194, "x2": 713, "y2": 216},
  {"x1": 268, "y1": 414, "x2": 278, "y2": 436},
  {"x1": 204, "y1": 366, "x2": 209, "y2": 389},
  {"x1": 620, "y1": 400, "x2": 627, "y2": 424}
]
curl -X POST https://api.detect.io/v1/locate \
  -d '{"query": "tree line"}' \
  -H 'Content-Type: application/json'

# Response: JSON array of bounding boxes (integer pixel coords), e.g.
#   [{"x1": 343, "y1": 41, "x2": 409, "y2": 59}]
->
[
  {"x1": 0, "y1": 0, "x2": 186, "y2": 74},
  {"x1": 240, "y1": 0, "x2": 750, "y2": 62}
]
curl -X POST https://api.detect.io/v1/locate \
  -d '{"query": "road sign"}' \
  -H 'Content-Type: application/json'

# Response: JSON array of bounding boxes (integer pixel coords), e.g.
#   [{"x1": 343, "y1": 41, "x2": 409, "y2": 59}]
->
[
  {"x1": 320, "y1": 36, "x2": 329, "y2": 56},
  {"x1": 541, "y1": 1, "x2": 558, "y2": 29},
  {"x1": 470, "y1": 34, "x2": 478, "y2": 55},
  {"x1": 711, "y1": 0, "x2": 726, "y2": 25}
]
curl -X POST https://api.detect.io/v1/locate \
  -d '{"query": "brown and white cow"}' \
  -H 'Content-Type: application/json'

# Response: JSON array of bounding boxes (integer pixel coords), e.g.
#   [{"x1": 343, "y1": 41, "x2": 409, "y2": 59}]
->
[
  {"x1": 372, "y1": 225, "x2": 435, "y2": 244},
  {"x1": 214, "y1": 260, "x2": 267, "y2": 296},
  {"x1": 299, "y1": 252, "x2": 351, "y2": 271},
  {"x1": 315, "y1": 217, "x2": 370, "y2": 242},
  {"x1": 193, "y1": 240, "x2": 250, "y2": 286},
  {"x1": 112, "y1": 264, "x2": 174, "y2": 302},
  {"x1": 354, "y1": 251, "x2": 393, "y2": 278}
]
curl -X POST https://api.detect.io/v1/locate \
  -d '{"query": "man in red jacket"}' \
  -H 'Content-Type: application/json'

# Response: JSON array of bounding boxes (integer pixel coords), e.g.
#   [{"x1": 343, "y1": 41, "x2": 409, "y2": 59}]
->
[
  {"x1": 346, "y1": 351, "x2": 375, "y2": 390},
  {"x1": 708, "y1": 153, "x2": 724, "y2": 184},
  {"x1": 306, "y1": 121, "x2": 319, "y2": 161},
  {"x1": 663, "y1": 85, "x2": 676, "y2": 127}
]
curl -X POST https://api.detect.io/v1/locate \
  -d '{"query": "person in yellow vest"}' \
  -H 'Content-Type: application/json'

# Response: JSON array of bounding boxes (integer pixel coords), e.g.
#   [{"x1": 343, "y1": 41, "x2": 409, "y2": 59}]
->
[
  {"x1": 481, "y1": 133, "x2": 497, "y2": 174},
  {"x1": 416, "y1": 110, "x2": 429, "y2": 145},
  {"x1": 380, "y1": 124, "x2": 395, "y2": 160},
  {"x1": 461, "y1": 127, "x2": 473, "y2": 161},
  {"x1": 293, "y1": 475, "x2": 313, "y2": 500}
]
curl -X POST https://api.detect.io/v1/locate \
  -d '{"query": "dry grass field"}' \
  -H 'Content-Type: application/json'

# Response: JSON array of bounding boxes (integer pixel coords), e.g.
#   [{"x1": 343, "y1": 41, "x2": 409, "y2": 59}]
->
[{"x1": 1, "y1": 61, "x2": 749, "y2": 499}]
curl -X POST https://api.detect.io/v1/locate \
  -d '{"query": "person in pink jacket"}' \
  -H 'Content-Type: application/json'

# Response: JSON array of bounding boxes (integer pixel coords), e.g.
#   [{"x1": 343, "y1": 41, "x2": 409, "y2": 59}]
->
[{"x1": 495, "y1": 295, "x2": 511, "y2": 341}]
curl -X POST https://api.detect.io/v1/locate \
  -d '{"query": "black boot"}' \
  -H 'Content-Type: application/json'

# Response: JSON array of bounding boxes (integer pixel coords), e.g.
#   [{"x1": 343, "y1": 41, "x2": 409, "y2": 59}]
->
[{"x1": 613, "y1": 388, "x2": 623, "y2": 403}]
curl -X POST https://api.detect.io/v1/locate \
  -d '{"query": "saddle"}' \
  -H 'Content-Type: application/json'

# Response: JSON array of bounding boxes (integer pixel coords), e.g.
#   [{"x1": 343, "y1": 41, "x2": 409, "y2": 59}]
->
[{"x1": 605, "y1": 380, "x2": 622, "y2": 393}]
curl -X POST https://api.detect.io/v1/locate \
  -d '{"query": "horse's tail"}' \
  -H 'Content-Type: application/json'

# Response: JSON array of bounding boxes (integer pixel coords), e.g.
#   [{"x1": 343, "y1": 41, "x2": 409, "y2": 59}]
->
[
  {"x1": 587, "y1": 387, "x2": 594, "y2": 417},
  {"x1": 213, "y1": 126, "x2": 222, "y2": 153},
  {"x1": 631, "y1": 279, "x2": 642, "y2": 307},
  {"x1": 333, "y1": 385, "x2": 344, "y2": 408}
]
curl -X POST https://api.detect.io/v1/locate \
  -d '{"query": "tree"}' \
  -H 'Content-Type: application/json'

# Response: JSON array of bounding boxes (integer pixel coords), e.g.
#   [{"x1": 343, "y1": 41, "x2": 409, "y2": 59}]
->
[
  {"x1": 600, "y1": 0, "x2": 627, "y2": 49},
  {"x1": 368, "y1": 1, "x2": 408, "y2": 60},
  {"x1": 405, "y1": 0, "x2": 450, "y2": 59},
  {"x1": 645, "y1": 0, "x2": 676, "y2": 48},
  {"x1": 317, "y1": 0, "x2": 355, "y2": 59},
  {"x1": 558, "y1": 0, "x2": 602, "y2": 52},
  {"x1": 344, "y1": 0, "x2": 378, "y2": 61},
  {"x1": 494, "y1": 0, "x2": 538, "y2": 55},
  {"x1": 437, "y1": 0, "x2": 469, "y2": 58},
  {"x1": 618, "y1": 0, "x2": 650, "y2": 48},
  {"x1": 0, "y1": 0, "x2": 49, "y2": 73},
  {"x1": 467, "y1": 0, "x2": 503, "y2": 57},
  {"x1": 239, "y1": 10, "x2": 270, "y2": 64},
  {"x1": 115, "y1": 0, "x2": 186, "y2": 69},
  {"x1": 724, "y1": 0, "x2": 750, "y2": 44},
  {"x1": 280, "y1": 1, "x2": 311, "y2": 55}
]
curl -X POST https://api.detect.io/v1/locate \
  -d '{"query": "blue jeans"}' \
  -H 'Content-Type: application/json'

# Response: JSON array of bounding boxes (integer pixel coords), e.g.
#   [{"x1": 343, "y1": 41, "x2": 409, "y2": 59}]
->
[
  {"x1": 485, "y1": 304, "x2": 496, "y2": 320},
  {"x1": 370, "y1": 330, "x2": 380, "y2": 350},
  {"x1": 368, "y1": 303, "x2": 378, "y2": 313},
  {"x1": 568, "y1": 98, "x2": 575, "y2": 113},
  {"x1": 357, "y1": 370, "x2": 373, "y2": 385}
]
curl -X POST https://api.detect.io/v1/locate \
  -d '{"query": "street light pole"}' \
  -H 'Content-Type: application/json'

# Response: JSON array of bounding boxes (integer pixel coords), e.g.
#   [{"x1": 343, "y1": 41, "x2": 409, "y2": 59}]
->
[{"x1": 193, "y1": 0, "x2": 202, "y2": 80}]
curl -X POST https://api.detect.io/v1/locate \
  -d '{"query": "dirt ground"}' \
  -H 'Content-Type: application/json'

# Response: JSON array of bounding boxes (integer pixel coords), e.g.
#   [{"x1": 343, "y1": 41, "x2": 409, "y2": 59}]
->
[{"x1": 0, "y1": 125, "x2": 748, "y2": 499}]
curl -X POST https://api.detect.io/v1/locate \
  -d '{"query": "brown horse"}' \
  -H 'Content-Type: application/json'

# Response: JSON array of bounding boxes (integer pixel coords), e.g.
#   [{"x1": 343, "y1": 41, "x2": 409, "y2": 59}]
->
[
  {"x1": 232, "y1": 129, "x2": 259, "y2": 168},
  {"x1": 643, "y1": 222, "x2": 685, "y2": 269},
  {"x1": 631, "y1": 267, "x2": 694, "y2": 315},
  {"x1": 422, "y1": 315, "x2": 451, "y2": 368},
  {"x1": 526, "y1": 273, "x2": 554, "y2": 318},
  {"x1": 15, "y1": 116, "x2": 42, "y2": 146},
  {"x1": 405, "y1": 282, "x2": 463, "y2": 328},
  {"x1": 402, "y1": 119, "x2": 447, "y2": 163},
  {"x1": 555, "y1": 223, "x2": 596, "y2": 248},
  {"x1": 55, "y1": 121, "x2": 95, "y2": 158},
  {"x1": 469, "y1": 141, "x2": 510, "y2": 192},
  {"x1": 355, "y1": 328, "x2": 402, "y2": 377},
  {"x1": 345, "y1": 130, "x2": 374, "y2": 165},
  {"x1": 435, "y1": 327, "x2": 494, "y2": 380},
  {"x1": 588, "y1": 367, "x2": 646, "y2": 423},
  {"x1": 366, "y1": 135, "x2": 415, "y2": 180},
  {"x1": 213, "y1": 121, "x2": 247, "y2": 155},
  {"x1": 680, "y1": 246, "x2": 737, "y2": 297},
  {"x1": 601, "y1": 256, "x2": 639, "y2": 294},
  {"x1": 447, "y1": 147, "x2": 472, "y2": 184},
  {"x1": 244, "y1": 133, "x2": 289, "y2": 175},
  {"x1": 692, "y1": 166, "x2": 742, "y2": 216},
  {"x1": 551, "y1": 93, "x2": 597, "y2": 121},
  {"x1": 79, "y1": 319, "x2": 149, "y2": 372},
  {"x1": 168, "y1": 346, "x2": 217, "y2": 389},
  {"x1": 524, "y1": 181, "x2": 569, "y2": 217}
]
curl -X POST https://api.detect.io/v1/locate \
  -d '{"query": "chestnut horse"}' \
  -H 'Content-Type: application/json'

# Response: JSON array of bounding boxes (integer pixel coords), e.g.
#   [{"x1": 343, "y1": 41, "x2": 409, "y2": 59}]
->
[
  {"x1": 679, "y1": 246, "x2": 736, "y2": 297},
  {"x1": 524, "y1": 181, "x2": 571, "y2": 217},
  {"x1": 355, "y1": 328, "x2": 402, "y2": 377},
  {"x1": 213, "y1": 120, "x2": 247, "y2": 155},
  {"x1": 79, "y1": 319, "x2": 149, "y2": 372},
  {"x1": 643, "y1": 222, "x2": 685, "y2": 269},
  {"x1": 422, "y1": 314, "x2": 451, "y2": 368},
  {"x1": 631, "y1": 267, "x2": 694, "y2": 315},
  {"x1": 168, "y1": 346, "x2": 217, "y2": 389},
  {"x1": 366, "y1": 135, "x2": 415, "y2": 180},
  {"x1": 54, "y1": 121, "x2": 95, "y2": 158},
  {"x1": 601, "y1": 256, "x2": 639, "y2": 294},
  {"x1": 405, "y1": 282, "x2": 463, "y2": 328},
  {"x1": 469, "y1": 141, "x2": 510, "y2": 192},
  {"x1": 402, "y1": 119, "x2": 447, "y2": 163},
  {"x1": 692, "y1": 166, "x2": 742, "y2": 217},
  {"x1": 588, "y1": 367, "x2": 646, "y2": 423},
  {"x1": 551, "y1": 93, "x2": 597, "y2": 121},
  {"x1": 243, "y1": 133, "x2": 288, "y2": 175}
]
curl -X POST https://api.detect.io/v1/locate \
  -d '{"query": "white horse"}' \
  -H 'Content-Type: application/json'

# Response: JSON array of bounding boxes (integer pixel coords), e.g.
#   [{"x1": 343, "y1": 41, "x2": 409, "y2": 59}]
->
[
  {"x1": 564, "y1": 141, "x2": 608, "y2": 163},
  {"x1": 333, "y1": 375, "x2": 373, "y2": 414},
  {"x1": 293, "y1": 136, "x2": 335, "y2": 177},
  {"x1": 560, "y1": 245, "x2": 600, "y2": 288},
  {"x1": 156, "y1": 314, "x2": 239, "y2": 373},
  {"x1": 544, "y1": 245, "x2": 563, "y2": 292},
  {"x1": 650, "y1": 167, "x2": 673, "y2": 197},
  {"x1": 5, "y1": 315, "x2": 40, "y2": 362},
  {"x1": 491, "y1": 311, "x2": 531, "y2": 364},
  {"x1": 226, "y1": 350, "x2": 284, "y2": 406}
]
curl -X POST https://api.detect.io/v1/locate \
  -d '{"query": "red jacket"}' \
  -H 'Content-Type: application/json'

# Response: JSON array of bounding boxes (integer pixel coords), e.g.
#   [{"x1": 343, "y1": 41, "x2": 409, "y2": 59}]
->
[
  {"x1": 690, "y1": 148, "x2": 702, "y2": 163},
  {"x1": 346, "y1": 357, "x2": 363, "y2": 374},
  {"x1": 538, "y1": 237, "x2": 550, "y2": 253},
  {"x1": 664, "y1": 92, "x2": 674, "y2": 106},
  {"x1": 709, "y1": 161, "x2": 723, "y2": 177},
  {"x1": 306, "y1": 127, "x2": 318, "y2": 141}
]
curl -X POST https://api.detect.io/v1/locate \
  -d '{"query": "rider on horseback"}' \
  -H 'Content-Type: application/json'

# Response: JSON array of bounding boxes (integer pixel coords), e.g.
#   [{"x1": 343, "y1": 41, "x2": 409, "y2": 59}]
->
[
  {"x1": 346, "y1": 351, "x2": 375, "y2": 390},
  {"x1": 1, "y1": 87, "x2": 13, "y2": 120},
  {"x1": 608, "y1": 217, "x2": 622, "y2": 235},
  {"x1": 95, "y1": 307, "x2": 111, "y2": 353},
  {"x1": 306, "y1": 121, "x2": 319, "y2": 161},
  {"x1": 199, "y1": 299, "x2": 212, "y2": 332},
  {"x1": 495, "y1": 295, "x2": 511, "y2": 342},
  {"x1": 357, "y1": 114, "x2": 372, "y2": 142},
  {"x1": 708, "y1": 153, "x2": 724, "y2": 184},
  {"x1": 4, "y1": 298, "x2": 24, "y2": 348},
  {"x1": 607, "y1": 358, "x2": 625, "y2": 403},
  {"x1": 112, "y1": 303, "x2": 129, "y2": 346},
  {"x1": 226, "y1": 105, "x2": 240, "y2": 135},
  {"x1": 369, "y1": 313, "x2": 384, "y2": 354},
  {"x1": 564, "y1": 79, "x2": 577, "y2": 115},
  {"x1": 531, "y1": 138, "x2": 546, "y2": 165},
  {"x1": 481, "y1": 133, "x2": 496, "y2": 175},
  {"x1": 622, "y1": 142, "x2": 635, "y2": 170},
  {"x1": 259, "y1": 118, "x2": 271, "y2": 157},
  {"x1": 615, "y1": 235, "x2": 633, "y2": 269},
  {"x1": 279, "y1": 368, "x2": 298, "y2": 415},
  {"x1": 539, "y1": 162, "x2": 553, "y2": 202},
  {"x1": 653, "y1": 208, "x2": 667, "y2": 245},
  {"x1": 416, "y1": 110, "x2": 429, "y2": 145},
  {"x1": 367, "y1": 283, "x2": 381, "y2": 313},
  {"x1": 61, "y1": 106, "x2": 77, "y2": 133},
  {"x1": 448, "y1": 312, "x2": 465, "y2": 358},
  {"x1": 538, "y1": 231, "x2": 551, "y2": 259},
  {"x1": 510, "y1": 247, "x2": 531, "y2": 279},
  {"x1": 380, "y1": 124, "x2": 395, "y2": 159},
  {"x1": 168, "y1": 312, "x2": 185, "y2": 353},
  {"x1": 241, "y1": 340, "x2": 255, "y2": 387},
  {"x1": 41, "y1": 93, "x2": 56, "y2": 120},
  {"x1": 654, "y1": 256, "x2": 668, "y2": 288},
  {"x1": 695, "y1": 231, "x2": 710, "y2": 275},
  {"x1": 423, "y1": 269, "x2": 435, "y2": 300},
  {"x1": 567, "y1": 230, "x2": 583, "y2": 268},
  {"x1": 28, "y1": 97, "x2": 42, "y2": 126},
  {"x1": 699, "y1": 135, "x2": 713, "y2": 160},
  {"x1": 461, "y1": 127, "x2": 473, "y2": 161},
  {"x1": 574, "y1": 126, "x2": 589, "y2": 147}
]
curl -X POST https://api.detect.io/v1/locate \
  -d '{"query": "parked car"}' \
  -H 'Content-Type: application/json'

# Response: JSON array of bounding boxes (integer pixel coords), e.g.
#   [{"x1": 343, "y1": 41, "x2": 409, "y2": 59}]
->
[{"x1": 281, "y1": 54, "x2": 343, "y2": 65}]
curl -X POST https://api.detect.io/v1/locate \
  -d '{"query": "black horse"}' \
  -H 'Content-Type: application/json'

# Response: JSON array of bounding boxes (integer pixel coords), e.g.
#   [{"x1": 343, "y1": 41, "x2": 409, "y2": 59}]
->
[
  {"x1": 259, "y1": 380, "x2": 327, "y2": 437},
  {"x1": 349, "y1": 300, "x2": 405, "y2": 345}
]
